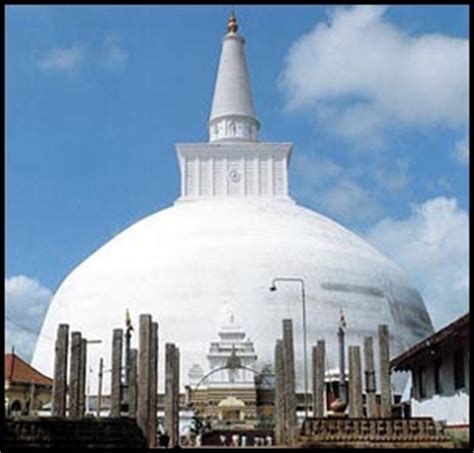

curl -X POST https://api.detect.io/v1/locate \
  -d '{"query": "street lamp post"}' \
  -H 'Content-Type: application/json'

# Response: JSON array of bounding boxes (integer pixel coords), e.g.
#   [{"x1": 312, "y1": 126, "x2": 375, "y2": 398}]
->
[
  {"x1": 269, "y1": 277, "x2": 309, "y2": 421},
  {"x1": 97, "y1": 364, "x2": 115, "y2": 417},
  {"x1": 124, "y1": 309, "x2": 134, "y2": 411}
]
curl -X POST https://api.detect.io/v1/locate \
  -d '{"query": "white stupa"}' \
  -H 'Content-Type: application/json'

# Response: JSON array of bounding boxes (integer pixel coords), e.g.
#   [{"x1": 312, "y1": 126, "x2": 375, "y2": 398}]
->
[{"x1": 33, "y1": 13, "x2": 433, "y2": 394}]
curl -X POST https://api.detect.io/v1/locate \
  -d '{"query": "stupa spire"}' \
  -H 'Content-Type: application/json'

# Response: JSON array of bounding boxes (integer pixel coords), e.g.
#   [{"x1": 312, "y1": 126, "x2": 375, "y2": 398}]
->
[
  {"x1": 227, "y1": 9, "x2": 238, "y2": 34},
  {"x1": 208, "y1": 12, "x2": 260, "y2": 142}
]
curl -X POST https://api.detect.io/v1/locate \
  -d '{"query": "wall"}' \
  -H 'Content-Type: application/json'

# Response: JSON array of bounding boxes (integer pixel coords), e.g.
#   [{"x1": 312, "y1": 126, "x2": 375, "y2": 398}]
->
[
  {"x1": 176, "y1": 143, "x2": 291, "y2": 199},
  {"x1": 411, "y1": 336, "x2": 469, "y2": 426},
  {"x1": 4, "y1": 417, "x2": 147, "y2": 449},
  {"x1": 5, "y1": 383, "x2": 52, "y2": 416}
]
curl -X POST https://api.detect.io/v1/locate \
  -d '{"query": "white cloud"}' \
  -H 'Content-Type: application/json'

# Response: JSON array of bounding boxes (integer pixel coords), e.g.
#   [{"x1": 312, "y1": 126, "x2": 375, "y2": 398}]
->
[
  {"x1": 37, "y1": 44, "x2": 84, "y2": 72},
  {"x1": 279, "y1": 5, "x2": 468, "y2": 147},
  {"x1": 365, "y1": 197, "x2": 469, "y2": 329},
  {"x1": 5, "y1": 275, "x2": 53, "y2": 361},
  {"x1": 455, "y1": 133, "x2": 469, "y2": 164},
  {"x1": 36, "y1": 34, "x2": 128, "y2": 74},
  {"x1": 101, "y1": 34, "x2": 128, "y2": 71}
]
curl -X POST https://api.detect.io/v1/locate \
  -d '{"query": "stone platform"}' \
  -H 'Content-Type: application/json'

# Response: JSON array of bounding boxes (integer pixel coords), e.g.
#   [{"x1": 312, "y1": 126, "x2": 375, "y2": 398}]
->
[{"x1": 299, "y1": 417, "x2": 454, "y2": 449}]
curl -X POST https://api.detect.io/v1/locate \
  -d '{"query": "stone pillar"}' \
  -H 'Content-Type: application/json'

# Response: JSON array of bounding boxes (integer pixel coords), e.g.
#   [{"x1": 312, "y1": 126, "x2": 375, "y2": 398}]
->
[
  {"x1": 165, "y1": 343, "x2": 180, "y2": 447},
  {"x1": 164, "y1": 343, "x2": 173, "y2": 443},
  {"x1": 364, "y1": 336, "x2": 377, "y2": 418},
  {"x1": 148, "y1": 321, "x2": 158, "y2": 447},
  {"x1": 282, "y1": 319, "x2": 298, "y2": 447},
  {"x1": 78, "y1": 338, "x2": 87, "y2": 417},
  {"x1": 111, "y1": 328, "x2": 123, "y2": 418},
  {"x1": 378, "y1": 325, "x2": 392, "y2": 418},
  {"x1": 52, "y1": 324, "x2": 69, "y2": 417},
  {"x1": 97, "y1": 357, "x2": 103, "y2": 417},
  {"x1": 311, "y1": 345, "x2": 317, "y2": 416},
  {"x1": 348, "y1": 346, "x2": 363, "y2": 418},
  {"x1": 29, "y1": 383, "x2": 36, "y2": 416},
  {"x1": 173, "y1": 347, "x2": 180, "y2": 447},
  {"x1": 274, "y1": 339, "x2": 286, "y2": 445},
  {"x1": 137, "y1": 315, "x2": 152, "y2": 444},
  {"x1": 312, "y1": 340, "x2": 325, "y2": 418},
  {"x1": 68, "y1": 331, "x2": 82, "y2": 419},
  {"x1": 128, "y1": 348, "x2": 138, "y2": 418}
]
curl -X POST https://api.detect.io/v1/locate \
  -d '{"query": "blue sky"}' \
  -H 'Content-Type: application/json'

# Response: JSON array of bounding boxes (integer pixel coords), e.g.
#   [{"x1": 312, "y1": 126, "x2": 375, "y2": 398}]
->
[{"x1": 5, "y1": 5, "x2": 469, "y2": 359}]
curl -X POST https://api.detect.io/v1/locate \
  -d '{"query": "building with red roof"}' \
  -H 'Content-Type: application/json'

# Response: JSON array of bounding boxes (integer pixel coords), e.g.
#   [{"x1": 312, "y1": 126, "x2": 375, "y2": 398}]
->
[{"x1": 5, "y1": 351, "x2": 53, "y2": 416}]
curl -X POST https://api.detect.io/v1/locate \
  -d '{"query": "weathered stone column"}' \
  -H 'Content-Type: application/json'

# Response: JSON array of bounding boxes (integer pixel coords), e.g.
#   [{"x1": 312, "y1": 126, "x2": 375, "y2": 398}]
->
[
  {"x1": 128, "y1": 348, "x2": 138, "y2": 417},
  {"x1": 68, "y1": 331, "x2": 82, "y2": 418},
  {"x1": 29, "y1": 383, "x2": 36, "y2": 416},
  {"x1": 78, "y1": 338, "x2": 87, "y2": 417},
  {"x1": 378, "y1": 324, "x2": 392, "y2": 418},
  {"x1": 348, "y1": 346, "x2": 363, "y2": 418},
  {"x1": 312, "y1": 340, "x2": 325, "y2": 418},
  {"x1": 274, "y1": 339, "x2": 286, "y2": 445},
  {"x1": 111, "y1": 328, "x2": 123, "y2": 418},
  {"x1": 52, "y1": 324, "x2": 69, "y2": 417},
  {"x1": 165, "y1": 343, "x2": 180, "y2": 447},
  {"x1": 364, "y1": 336, "x2": 377, "y2": 418},
  {"x1": 137, "y1": 315, "x2": 152, "y2": 442},
  {"x1": 148, "y1": 321, "x2": 158, "y2": 447},
  {"x1": 164, "y1": 343, "x2": 174, "y2": 442},
  {"x1": 97, "y1": 357, "x2": 103, "y2": 417},
  {"x1": 173, "y1": 347, "x2": 180, "y2": 447},
  {"x1": 282, "y1": 319, "x2": 298, "y2": 447}
]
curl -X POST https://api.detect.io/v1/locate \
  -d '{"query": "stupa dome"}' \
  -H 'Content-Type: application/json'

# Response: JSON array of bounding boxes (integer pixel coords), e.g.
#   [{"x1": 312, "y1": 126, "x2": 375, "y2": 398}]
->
[
  {"x1": 32, "y1": 13, "x2": 433, "y2": 395},
  {"x1": 32, "y1": 197, "x2": 433, "y2": 392}
]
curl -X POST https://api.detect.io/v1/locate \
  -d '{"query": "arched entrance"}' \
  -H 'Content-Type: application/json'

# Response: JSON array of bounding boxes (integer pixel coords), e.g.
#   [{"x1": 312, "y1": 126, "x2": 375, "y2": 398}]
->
[
  {"x1": 10, "y1": 400, "x2": 22, "y2": 415},
  {"x1": 190, "y1": 346, "x2": 273, "y2": 395},
  {"x1": 186, "y1": 349, "x2": 273, "y2": 433}
]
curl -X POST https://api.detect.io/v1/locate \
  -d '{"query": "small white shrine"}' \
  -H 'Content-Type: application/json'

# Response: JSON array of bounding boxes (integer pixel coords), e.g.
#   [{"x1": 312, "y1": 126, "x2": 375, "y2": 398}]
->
[{"x1": 206, "y1": 314, "x2": 258, "y2": 388}]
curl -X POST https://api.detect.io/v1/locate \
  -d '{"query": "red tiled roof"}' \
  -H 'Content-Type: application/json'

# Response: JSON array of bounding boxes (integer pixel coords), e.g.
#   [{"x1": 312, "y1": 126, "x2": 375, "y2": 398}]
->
[
  {"x1": 390, "y1": 313, "x2": 470, "y2": 371},
  {"x1": 5, "y1": 353, "x2": 53, "y2": 386}
]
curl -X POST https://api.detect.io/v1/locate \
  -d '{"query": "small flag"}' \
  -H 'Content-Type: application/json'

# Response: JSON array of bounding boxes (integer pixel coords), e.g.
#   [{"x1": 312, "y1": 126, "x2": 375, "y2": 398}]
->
[
  {"x1": 126, "y1": 309, "x2": 134, "y2": 331},
  {"x1": 339, "y1": 309, "x2": 347, "y2": 330}
]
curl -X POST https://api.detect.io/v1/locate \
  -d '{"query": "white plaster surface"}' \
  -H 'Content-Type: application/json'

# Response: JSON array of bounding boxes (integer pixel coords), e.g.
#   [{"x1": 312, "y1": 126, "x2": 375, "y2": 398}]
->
[
  {"x1": 412, "y1": 391, "x2": 469, "y2": 426},
  {"x1": 210, "y1": 34, "x2": 257, "y2": 122},
  {"x1": 209, "y1": 32, "x2": 259, "y2": 142}
]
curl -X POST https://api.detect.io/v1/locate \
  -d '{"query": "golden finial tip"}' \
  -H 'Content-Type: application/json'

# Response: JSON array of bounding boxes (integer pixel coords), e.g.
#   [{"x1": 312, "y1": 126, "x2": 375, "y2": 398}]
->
[{"x1": 227, "y1": 11, "x2": 238, "y2": 34}]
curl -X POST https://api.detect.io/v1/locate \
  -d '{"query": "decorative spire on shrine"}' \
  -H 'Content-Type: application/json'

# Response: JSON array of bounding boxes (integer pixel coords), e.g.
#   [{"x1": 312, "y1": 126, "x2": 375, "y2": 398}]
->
[
  {"x1": 208, "y1": 12, "x2": 260, "y2": 143},
  {"x1": 227, "y1": 9, "x2": 238, "y2": 34}
]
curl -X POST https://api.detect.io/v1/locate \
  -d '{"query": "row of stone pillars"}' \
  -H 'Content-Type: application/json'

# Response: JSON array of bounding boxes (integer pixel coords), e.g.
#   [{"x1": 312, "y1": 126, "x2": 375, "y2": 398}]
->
[
  {"x1": 111, "y1": 316, "x2": 180, "y2": 447},
  {"x1": 52, "y1": 325, "x2": 88, "y2": 419},
  {"x1": 273, "y1": 320, "x2": 393, "y2": 446},
  {"x1": 311, "y1": 324, "x2": 392, "y2": 419},
  {"x1": 51, "y1": 315, "x2": 181, "y2": 448}
]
